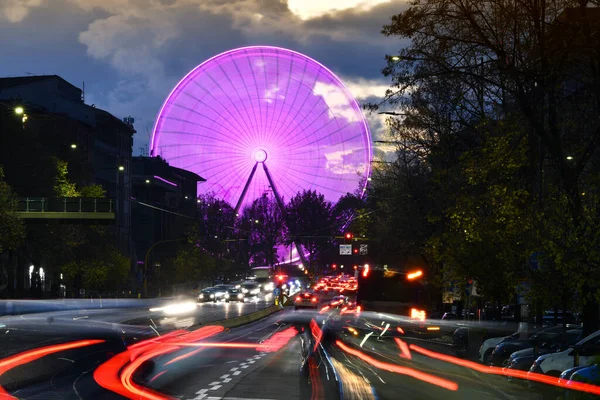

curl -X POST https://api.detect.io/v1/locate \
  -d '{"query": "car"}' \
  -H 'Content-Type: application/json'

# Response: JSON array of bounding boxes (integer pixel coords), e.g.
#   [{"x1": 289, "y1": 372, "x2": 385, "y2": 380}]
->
[
  {"x1": 294, "y1": 292, "x2": 318, "y2": 310},
  {"x1": 226, "y1": 287, "x2": 245, "y2": 303},
  {"x1": 479, "y1": 332, "x2": 520, "y2": 364},
  {"x1": 212, "y1": 284, "x2": 234, "y2": 302},
  {"x1": 505, "y1": 329, "x2": 582, "y2": 372},
  {"x1": 198, "y1": 287, "x2": 217, "y2": 302},
  {"x1": 530, "y1": 329, "x2": 600, "y2": 377},
  {"x1": 490, "y1": 326, "x2": 583, "y2": 366}
]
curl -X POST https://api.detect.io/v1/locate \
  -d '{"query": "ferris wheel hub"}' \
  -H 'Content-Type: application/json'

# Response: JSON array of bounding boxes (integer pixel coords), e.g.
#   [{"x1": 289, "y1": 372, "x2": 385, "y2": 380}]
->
[{"x1": 254, "y1": 149, "x2": 268, "y2": 163}]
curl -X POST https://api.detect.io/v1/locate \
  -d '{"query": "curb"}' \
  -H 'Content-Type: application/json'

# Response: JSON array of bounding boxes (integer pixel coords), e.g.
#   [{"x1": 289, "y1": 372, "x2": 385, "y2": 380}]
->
[{"x1": 214, "y1": 305, "x2": 282, "y2": 330}]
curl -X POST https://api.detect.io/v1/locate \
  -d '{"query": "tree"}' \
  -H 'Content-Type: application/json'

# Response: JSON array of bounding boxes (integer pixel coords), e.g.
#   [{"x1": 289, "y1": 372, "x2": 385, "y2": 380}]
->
[
  {"x1": 0, "y1": 167, "x2": 25, "y2": 255},
  {"x1": 193, "y1": 193, "x2": 236, "y2": 256},
  {"x1": 167, "y1": 245, "x2": 217, "y2": 284},
  {"x1": 242, "y1": 194, "x2": 285, "y2": 266},
  {"x1": 61, "y1": 244, "x2": 129, "y2": 293},
  {"x1": 53, "y1": 158, "x2": 79, "y2": 197},
  {"x1": 286, "y1": 190, "x2": 334, "y2": 273},
  {"x1": 378, "y1": 0, "x2": 600, "y2": 333}
]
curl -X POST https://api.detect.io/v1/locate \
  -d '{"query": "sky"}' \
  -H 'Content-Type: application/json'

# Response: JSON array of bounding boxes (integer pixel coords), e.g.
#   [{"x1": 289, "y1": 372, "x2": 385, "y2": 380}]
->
[{"x1": 0, "y1": 0, "x2": 408, "y2": 157}]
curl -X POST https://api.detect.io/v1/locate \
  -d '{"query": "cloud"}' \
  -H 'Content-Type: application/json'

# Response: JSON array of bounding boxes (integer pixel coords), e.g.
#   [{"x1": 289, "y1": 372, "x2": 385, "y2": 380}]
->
[
  {"x1": 1, "y1": 0, "x2": 42, "y2": 22},
  {"x1": 287, "y1": 0, "x2": 392, "y2": 20}
]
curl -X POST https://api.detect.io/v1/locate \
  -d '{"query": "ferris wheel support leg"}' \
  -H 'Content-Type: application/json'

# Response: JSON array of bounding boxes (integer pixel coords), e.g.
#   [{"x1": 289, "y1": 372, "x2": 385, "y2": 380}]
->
[
  {"x1": 262, "y1": 163, "x2": 310, "y2": 268},
  {"x1": 234, "y1": 162, "x2": 259, "y2": 215}
]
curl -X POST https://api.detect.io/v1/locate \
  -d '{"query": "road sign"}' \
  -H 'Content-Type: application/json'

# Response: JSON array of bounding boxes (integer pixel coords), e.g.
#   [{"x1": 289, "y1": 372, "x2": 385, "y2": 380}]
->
[
  {"x1": 359, "y1": 244, "x2": 368, "y2": 255},
  {"x1": 339, "y1": 244, "x2": 352, "y2": 255}
]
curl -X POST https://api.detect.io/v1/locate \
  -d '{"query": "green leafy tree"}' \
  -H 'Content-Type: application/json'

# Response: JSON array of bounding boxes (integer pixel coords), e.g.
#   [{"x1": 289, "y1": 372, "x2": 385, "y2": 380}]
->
[{"x1": 53, "y1": 158, "x2": 80, "y2": 197}]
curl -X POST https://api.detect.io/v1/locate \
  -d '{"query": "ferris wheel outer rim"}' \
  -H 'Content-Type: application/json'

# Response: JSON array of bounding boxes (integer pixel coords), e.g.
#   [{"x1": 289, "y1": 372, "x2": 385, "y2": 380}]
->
[{"x1": 149, "y1": 45, "x2": 373, "y2": 200}]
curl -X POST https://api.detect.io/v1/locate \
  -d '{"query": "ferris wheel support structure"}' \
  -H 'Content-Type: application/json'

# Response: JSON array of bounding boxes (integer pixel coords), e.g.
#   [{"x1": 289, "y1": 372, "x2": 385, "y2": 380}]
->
[{"x1": 232, "y1": 154, "x2": 310, "y2": 269}]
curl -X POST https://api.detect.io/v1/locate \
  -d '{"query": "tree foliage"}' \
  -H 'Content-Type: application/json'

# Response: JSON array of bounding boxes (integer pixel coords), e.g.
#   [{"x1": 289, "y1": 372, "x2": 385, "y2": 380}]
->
[
  {"x1": 0, "y1": 167, "x2": 25, "y2": 255},
  {"x1": 241, "y1": 194, "x2": 285, "y2": 266},
  {"x1": 371, "y1": 0, "x2": 600, "y2": 330}
]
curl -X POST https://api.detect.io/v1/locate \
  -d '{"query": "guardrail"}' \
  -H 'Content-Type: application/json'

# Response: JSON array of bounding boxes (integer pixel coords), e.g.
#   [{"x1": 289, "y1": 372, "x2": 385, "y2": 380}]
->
[
  {"x1": 16, "y1": 197, "x2": 115, "y2": 220},
  {"x1": 17, "y1": 197, "x2": 114, "y2": 213}
]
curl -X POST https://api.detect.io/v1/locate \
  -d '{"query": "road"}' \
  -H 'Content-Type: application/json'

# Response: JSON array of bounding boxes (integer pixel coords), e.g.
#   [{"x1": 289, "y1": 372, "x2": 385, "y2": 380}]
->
[{"x1": 0, "y1": 306, "x2": 575, "y2": 399}]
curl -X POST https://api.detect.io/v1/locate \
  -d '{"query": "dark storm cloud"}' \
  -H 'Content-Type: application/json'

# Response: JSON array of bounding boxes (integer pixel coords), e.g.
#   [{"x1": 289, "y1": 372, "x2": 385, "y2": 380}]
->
[{"x1": 1, "y1": 0, "x2": 408, "y2": 154}]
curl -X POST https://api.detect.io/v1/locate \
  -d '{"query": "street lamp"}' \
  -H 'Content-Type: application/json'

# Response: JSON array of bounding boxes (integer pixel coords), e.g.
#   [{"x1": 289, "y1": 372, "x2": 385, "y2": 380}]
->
[
  {"x1": 70, "y1": 144, "x2": 77, "y2": 149},
  {"x1": 14, "y1": 106, "x2": 24, "y2": 115},
  {"x1": 566, "y1": 156, "x2": 574, "y2": 160},
  {"x1": 145, "y1": 179, "x2": 150, "y2": 183},
  {"x1": 118, "y1": 165, "x2": 125, "y2": 171},
  {"x1": 391, "y1": 56, "x2": 401, "y2": 61}
]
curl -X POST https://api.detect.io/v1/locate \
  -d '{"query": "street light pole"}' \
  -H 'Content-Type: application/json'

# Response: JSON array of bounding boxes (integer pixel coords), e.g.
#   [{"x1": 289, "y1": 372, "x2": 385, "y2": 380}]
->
[{"x1": 144, "y1": 238, "x2": 187, "y2": 297}]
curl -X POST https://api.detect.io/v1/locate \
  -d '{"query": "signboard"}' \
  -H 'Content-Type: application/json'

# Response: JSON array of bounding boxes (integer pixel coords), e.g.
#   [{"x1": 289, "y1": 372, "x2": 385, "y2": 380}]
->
[
  {"x1": 339, "y1": 244, "x2": 352, "y2": 255},
  {"x1": 359, "y1": 244, "x2": 368, "y2": 255}
]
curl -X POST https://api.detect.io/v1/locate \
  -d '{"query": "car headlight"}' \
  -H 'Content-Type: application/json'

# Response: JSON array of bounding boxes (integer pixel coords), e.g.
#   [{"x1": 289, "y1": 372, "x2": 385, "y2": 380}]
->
[
  {"x1": 199, "y1": 294, "x2": 204, "y2": 299},
  {"x1": 242, "y1": 289, "x2": 248, "y2": 293},
  {"x1": 225, "y1": 293, "x2": 230, "y2": 298},
  {"x1": 237, "y1": 293, "x2": 243, "y2": 299},
  {"x1": 210, "y1": 294, "x2": 214, "y2": 298}
]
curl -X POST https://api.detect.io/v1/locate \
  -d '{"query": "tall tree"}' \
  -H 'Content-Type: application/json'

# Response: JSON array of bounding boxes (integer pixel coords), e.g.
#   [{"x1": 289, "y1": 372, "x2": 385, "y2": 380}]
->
[
  {"x1": 286, "y1": 190, "x2": 334, "y2": 273},
  {"x1": 378, "y1": 0, "x2": 600, "y2": 333},
  {"x1": 242, "y1": 194, "x2": 285, "y2": 267}
]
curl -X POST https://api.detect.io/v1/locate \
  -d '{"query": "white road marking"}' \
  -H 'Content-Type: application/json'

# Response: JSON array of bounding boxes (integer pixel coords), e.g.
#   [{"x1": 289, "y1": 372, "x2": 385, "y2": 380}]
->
[
  {"x1": 229, "y1": 367, "x2": 239, "y2": 371},
  {"x1": 209, "y1": 381, "x2": 221, "y2": 386},
  {"x1": 240, "y1": 365, "x2": 249, "y2": 369},
  {"x1": 222, "y1": 378, "x2": 232, "y2": 383},
  {"x1": 247, "y1": 360, "x2": 255, "y2": 364},
  {"x1": 233, "y1": 370, "x2": 241, "y2": 375},
  {"x1": 210, "y1": 385, "x2": 222, "y2": 390},
  {"x1": 220, "y1": 374, "x2": 230, "y2": 379}
]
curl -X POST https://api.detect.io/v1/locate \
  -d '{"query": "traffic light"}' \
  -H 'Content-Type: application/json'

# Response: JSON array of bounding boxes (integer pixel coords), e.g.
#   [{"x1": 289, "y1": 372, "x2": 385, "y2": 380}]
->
[
  {"x1": 345, "y1": 232, "x2": 353, "y2": 240},
  {"x1": 353, "y1": 265, "x2": 358, "y2": 270},
  {"x1": 353, "y1": 247, "x2": 359, "y2": 254},
  {"x1": 332, "y1": 264, "x2": 337, "y2": 269}
]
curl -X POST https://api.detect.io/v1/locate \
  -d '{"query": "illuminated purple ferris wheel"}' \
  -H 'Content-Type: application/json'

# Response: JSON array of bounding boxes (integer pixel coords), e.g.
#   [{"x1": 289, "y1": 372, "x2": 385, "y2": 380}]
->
[{"x1": 150, "y1": 45, "x2": 372, "y2": 217}]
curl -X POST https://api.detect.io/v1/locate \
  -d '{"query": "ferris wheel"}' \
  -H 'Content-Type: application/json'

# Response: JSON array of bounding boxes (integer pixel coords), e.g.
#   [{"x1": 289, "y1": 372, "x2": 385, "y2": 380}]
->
[{"x1": 150, "y1": 46, "x2": 372, "y2": 215}]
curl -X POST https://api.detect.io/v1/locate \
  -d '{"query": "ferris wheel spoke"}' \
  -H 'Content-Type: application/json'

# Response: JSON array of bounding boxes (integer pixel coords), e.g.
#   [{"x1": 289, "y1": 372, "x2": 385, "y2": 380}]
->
[
  {"x1": 205, "y1": 67, "x2": 258, "y2": 142},
  {"x1": 230, "y1": 55, "x2": 262, "y2": 145},
  {"x1": 179, "y1": 91, "x2": 254, "y2": 150},
  {"x1": 151, "y1": 46, "x2": 371, "y2": 212},
  {"x1": 269, "y1": 60, "x2": 317, "y2": 144}
]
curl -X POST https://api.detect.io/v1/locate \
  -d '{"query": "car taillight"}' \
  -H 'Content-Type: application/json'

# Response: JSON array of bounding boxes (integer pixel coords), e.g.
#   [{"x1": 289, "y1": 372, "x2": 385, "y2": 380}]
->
[
  {"x1": 295, "y1": 296, "x2": 301, "y2": 301},
  {"x1": 311, "y1": 297, "x2": 317, "y2": 302}
]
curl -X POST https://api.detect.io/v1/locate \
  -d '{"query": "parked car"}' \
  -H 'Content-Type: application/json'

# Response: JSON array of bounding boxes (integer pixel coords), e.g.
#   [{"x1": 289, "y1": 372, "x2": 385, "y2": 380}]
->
[
  {"x1": 530, "y1": 330, "x2": 600, "y2": 377},
  {"x1": 505, "y1": 329, "x2": 582, "y2": 372},
  {"x1": 491, "y1": 326, "x2": 582, "y2": 366},
  {"x1": 479, "y1": 332, "x2": 520, "y2": 364}
]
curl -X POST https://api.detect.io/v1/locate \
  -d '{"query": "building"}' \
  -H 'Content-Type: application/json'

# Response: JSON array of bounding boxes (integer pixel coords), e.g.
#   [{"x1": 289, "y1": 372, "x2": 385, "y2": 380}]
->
[
  {"x1": 0, "y1": 75, "x2": 135, "y2": 256},
  {"x1": 131, "y1": 156, "x2": 204, "y2": 295},
  {"x1": 0, "y1": 75, "x2": 135, "y2": 297}
]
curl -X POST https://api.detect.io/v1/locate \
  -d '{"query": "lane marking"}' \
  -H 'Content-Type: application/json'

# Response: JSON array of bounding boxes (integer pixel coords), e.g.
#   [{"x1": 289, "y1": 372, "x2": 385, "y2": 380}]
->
[
  {"x1": 220, "y1": 374, "x2": 230, "y2": 379},
  {"x1": 229, "y1": 367, "x2": 239, "y2": 371},
  {"x1": 222, "y1": 378, "x2": 232, "y2": 383},
  {"x1": 209, "y1": 381, "x2": 221, "y2": 386},
  {"x1": 233, "y1": 370, "x2": 241, "y2": 375},
  {"x1": 210, "y1": 385, "x2": 222, "y2": 390},
  {"x1": 196, "y1": 389, "x2": 208, "y2": 395}
]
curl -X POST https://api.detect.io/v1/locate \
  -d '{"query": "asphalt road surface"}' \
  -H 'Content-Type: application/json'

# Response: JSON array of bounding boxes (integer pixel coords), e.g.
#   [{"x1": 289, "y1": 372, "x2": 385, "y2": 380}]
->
[{"x1": 0, "y1": 306, "x2": 576, "y2": 400}]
